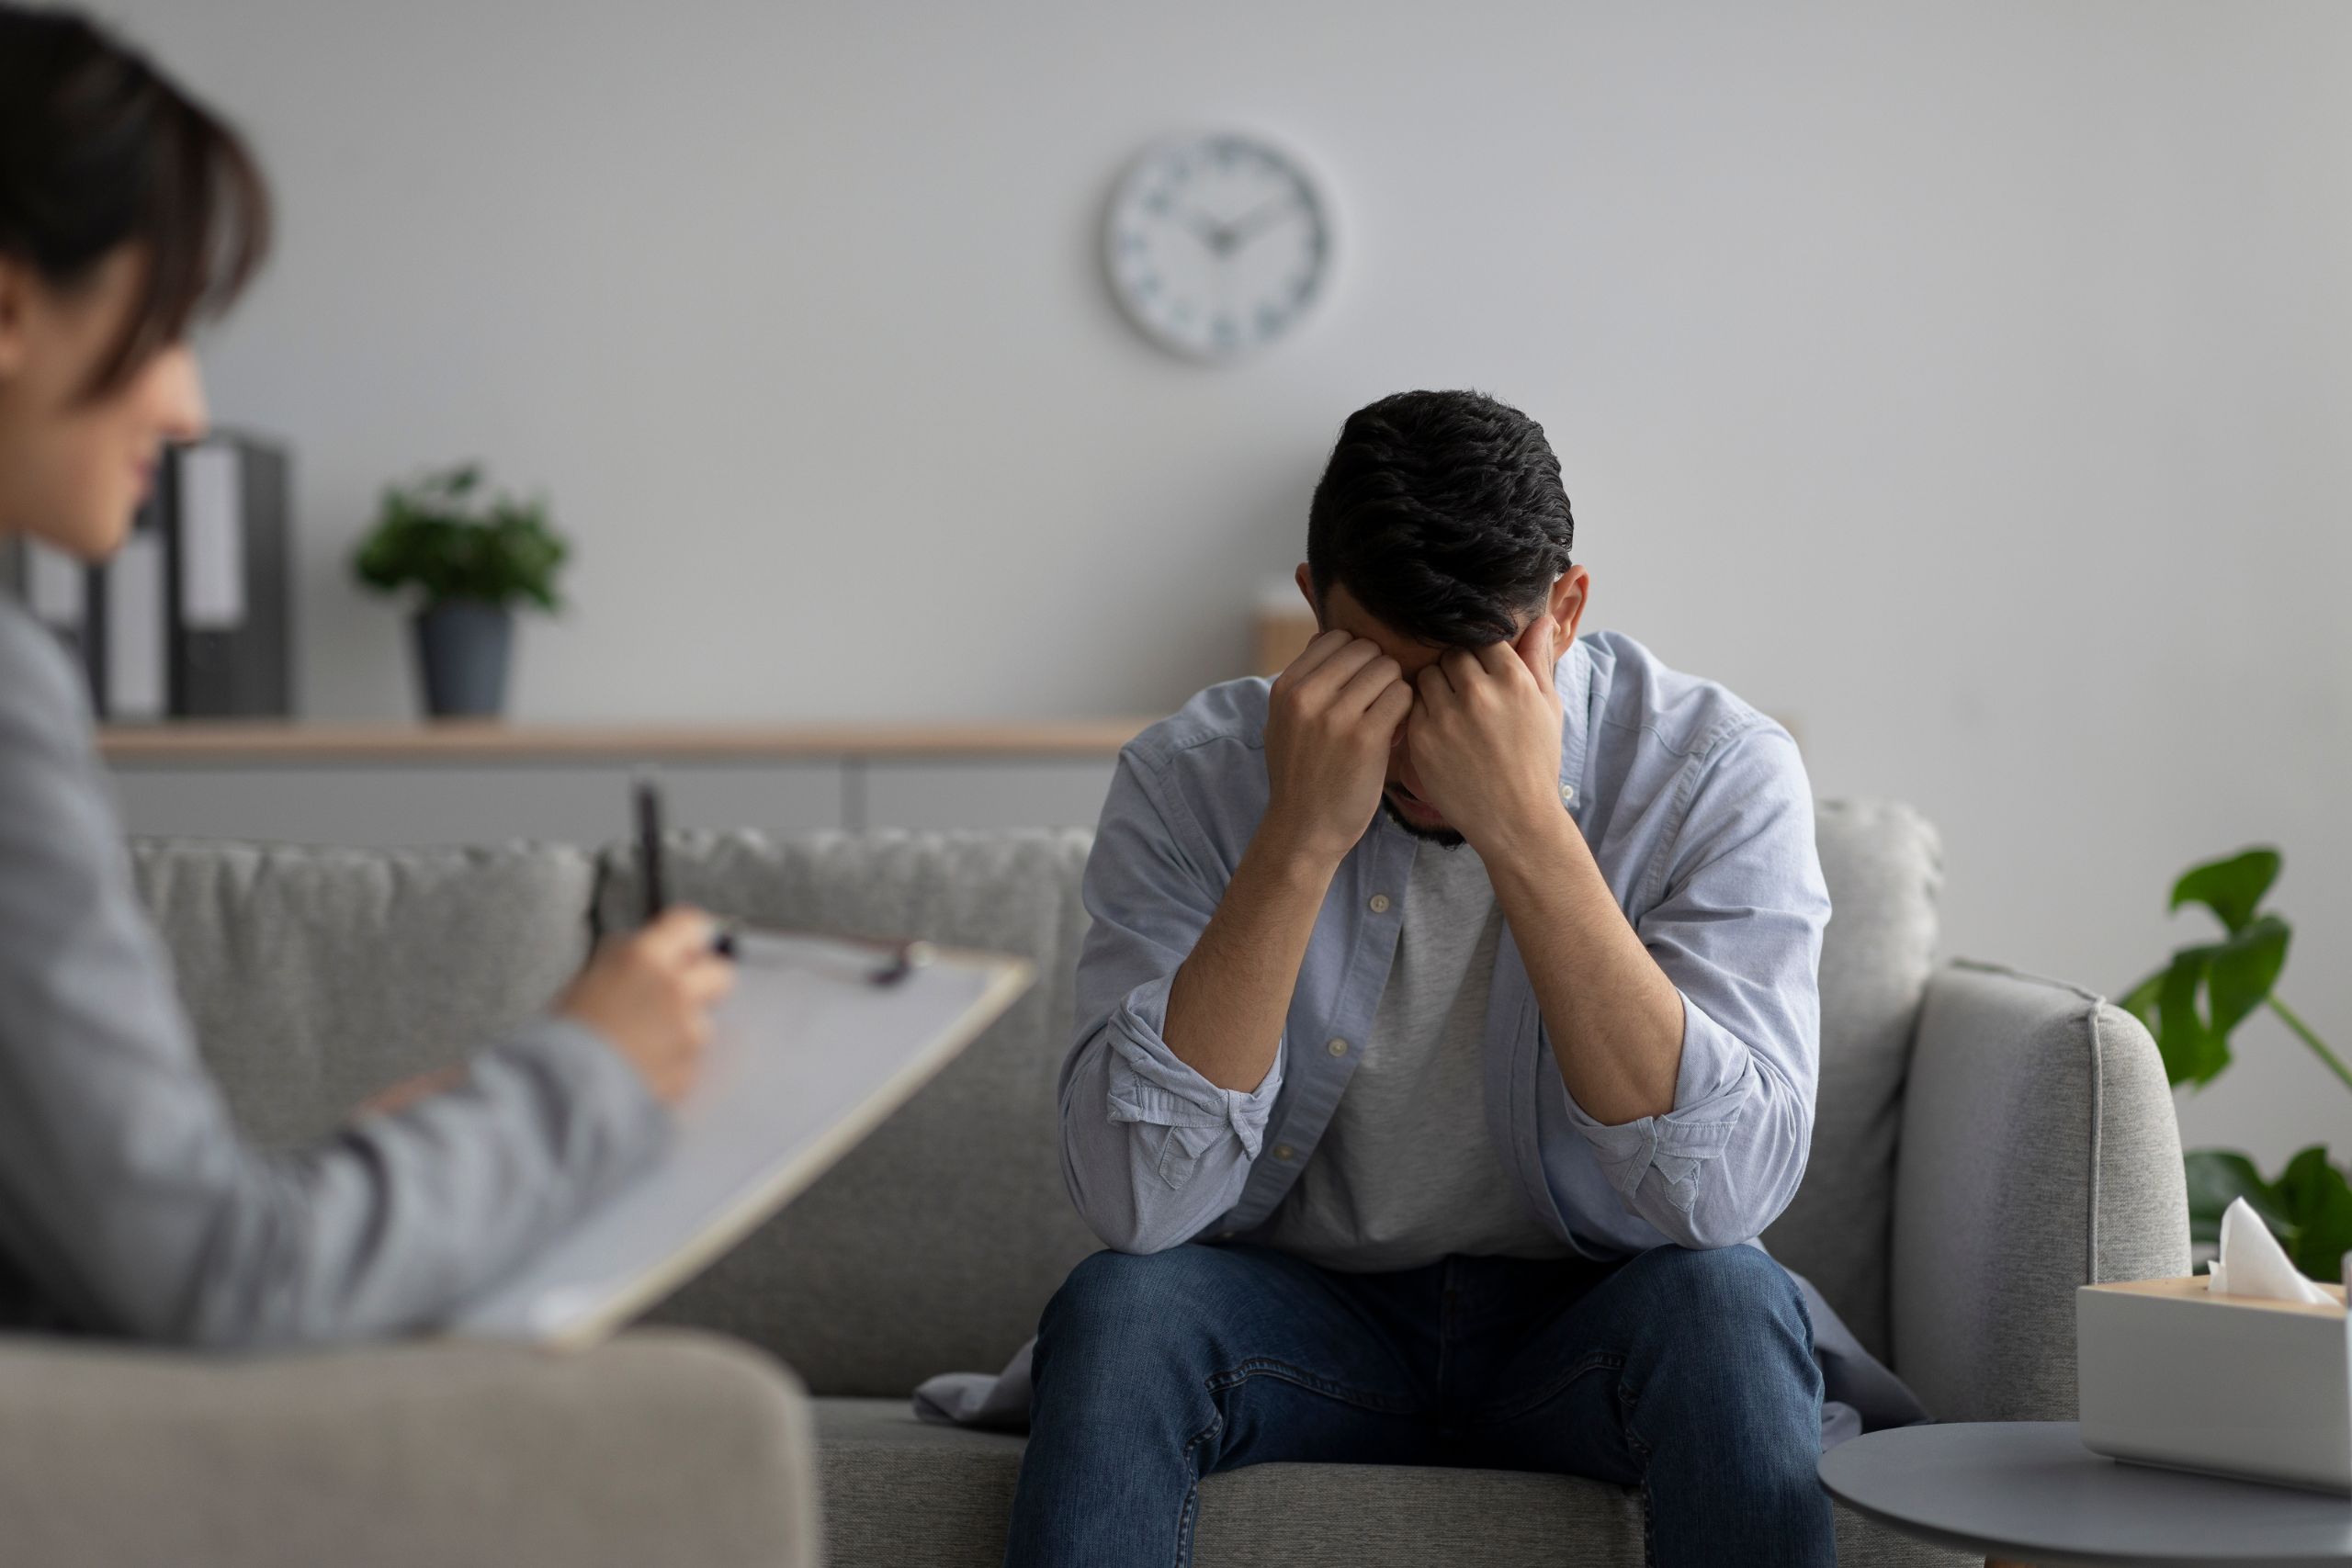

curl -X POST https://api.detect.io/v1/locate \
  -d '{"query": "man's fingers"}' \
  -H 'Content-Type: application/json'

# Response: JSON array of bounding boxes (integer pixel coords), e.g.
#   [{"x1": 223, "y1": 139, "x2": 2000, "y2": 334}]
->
[
  {"x1": 1334, "y1": 651, "x2": 1405, "y2": 714},
  {"x1": 1416, "y1": 663, "x2": 1457, "y2": 709},
  {"x1": 1275, "y1": 628, "x2": 1352, "y2": 688},
  {"x1": 1473, "y1": 640, "x2": 1522, "y2": 684},
  {"x1": 1510, "y1": 615, "x2": 1559, "y2": 692},
  {"x1": 1440, "y1": 648, "x2": 1488, "y2": 694},
  {"x1": 1291, "y1": 637, "x2": 1385, "y2": 704},
  {"x1": 1367, "y1": 678, "x2": 1415, "y2": 735}
]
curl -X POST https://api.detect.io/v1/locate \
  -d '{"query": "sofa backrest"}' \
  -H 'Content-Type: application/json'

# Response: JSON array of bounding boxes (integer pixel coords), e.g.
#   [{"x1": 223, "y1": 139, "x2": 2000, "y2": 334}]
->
[
  {"x1": 130, "y1": 803, "x2": 1941, "y2": 1390},
  {"x1": 1761, "y1": 800, "x2": 1943, "y2": 1358},
  {"x1": 130, "y1": 839, "x2": 599, "y2": 1149}
]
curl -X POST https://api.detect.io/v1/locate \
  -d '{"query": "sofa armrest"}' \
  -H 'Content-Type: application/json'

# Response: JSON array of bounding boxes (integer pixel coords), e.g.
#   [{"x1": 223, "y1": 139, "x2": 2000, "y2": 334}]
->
[
  {"x1": 0, "y1": 1327, "x2": 818, "y2": 1568},
  {"x1": 1890, "y1": 960, "x2": 2188, "y2": 1423}
]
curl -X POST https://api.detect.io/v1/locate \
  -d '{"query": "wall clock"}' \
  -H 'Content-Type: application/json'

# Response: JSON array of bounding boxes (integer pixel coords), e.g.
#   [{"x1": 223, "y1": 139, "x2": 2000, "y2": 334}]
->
[{"x1": 1103, "y1": 132, "x2": 1333, "y2": 361}]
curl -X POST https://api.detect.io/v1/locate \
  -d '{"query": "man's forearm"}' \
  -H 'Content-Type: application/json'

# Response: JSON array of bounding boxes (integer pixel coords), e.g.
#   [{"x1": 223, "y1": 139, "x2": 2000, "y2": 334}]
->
[
  {"x1": 1484, "y1": 809, "x2": 1685, "y2": 1125},
  {"x1": 1162, "y1": 822, "x2": 1335, "y2": 1092}
]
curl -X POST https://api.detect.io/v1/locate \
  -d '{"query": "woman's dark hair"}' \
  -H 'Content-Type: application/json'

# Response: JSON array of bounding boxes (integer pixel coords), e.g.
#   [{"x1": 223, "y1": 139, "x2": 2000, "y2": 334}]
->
[
  {"x1": 0, "y1": 4, "x2": 269, "y2": 396},
  {"x1": 1306, "y1": 389, "x2": 1576, "y2": 648}
]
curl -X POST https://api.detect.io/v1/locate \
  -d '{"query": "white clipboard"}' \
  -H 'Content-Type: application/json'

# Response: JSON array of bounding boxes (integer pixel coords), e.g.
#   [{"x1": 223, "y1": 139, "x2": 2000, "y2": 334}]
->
[{"x1": 445, "y1": 927, "x2": 1034, "y2": 1348}]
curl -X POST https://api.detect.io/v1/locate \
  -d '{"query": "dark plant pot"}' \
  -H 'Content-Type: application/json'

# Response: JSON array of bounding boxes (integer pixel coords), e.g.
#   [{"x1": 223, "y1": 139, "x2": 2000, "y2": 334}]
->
[{"x1": 412, "y1": 601, "x2": 514, "y2": 718}]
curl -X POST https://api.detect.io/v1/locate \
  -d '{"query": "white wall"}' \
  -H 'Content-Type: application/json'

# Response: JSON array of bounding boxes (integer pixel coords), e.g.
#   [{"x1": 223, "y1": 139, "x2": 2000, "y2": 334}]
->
[{"x1": 96, "y1": 0, "x2": 2352, "y2": 1167}]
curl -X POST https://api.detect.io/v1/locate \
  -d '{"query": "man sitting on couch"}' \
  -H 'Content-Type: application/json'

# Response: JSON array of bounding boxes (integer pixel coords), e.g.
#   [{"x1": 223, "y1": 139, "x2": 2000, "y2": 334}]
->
[{"x1": 1005, "y1": 390, "x2": 1907, "y2": 1567}]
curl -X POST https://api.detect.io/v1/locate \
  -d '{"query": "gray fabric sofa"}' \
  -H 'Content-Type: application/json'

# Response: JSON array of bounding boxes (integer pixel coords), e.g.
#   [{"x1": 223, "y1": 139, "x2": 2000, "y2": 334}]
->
[{"x1": 0, "y1": 803, "x2": 2184, "y2": 1566}]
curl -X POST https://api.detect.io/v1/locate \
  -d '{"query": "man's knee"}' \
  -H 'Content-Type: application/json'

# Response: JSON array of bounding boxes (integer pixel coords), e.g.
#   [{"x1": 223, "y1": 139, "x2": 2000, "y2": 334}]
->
[
  {"x1": 1619, "y1": 1245, "x2": 1810, "y2": 1350},
  {"x1": 1036, "y1": 1245, "x2": 1230, "y2": 1373},
  {"x1": 1611, "y1": 1246, "x2": 1821, "y2": 1434}
]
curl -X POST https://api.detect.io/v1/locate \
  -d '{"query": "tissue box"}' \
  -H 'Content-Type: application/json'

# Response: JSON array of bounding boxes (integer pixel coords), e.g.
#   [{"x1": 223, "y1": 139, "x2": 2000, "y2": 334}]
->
[{"x1": 2077, "y1": 1274, "x2": 2352, "y2": 1494}]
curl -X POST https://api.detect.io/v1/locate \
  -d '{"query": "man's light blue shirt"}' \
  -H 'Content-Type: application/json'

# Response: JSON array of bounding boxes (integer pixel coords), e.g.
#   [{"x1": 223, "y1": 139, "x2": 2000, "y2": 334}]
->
[
  {"x1": 1061, "y1": 629, "x2": 1828, "y2": 1264},
  {"x1": 911, "y1": 628, "x2": 1926, "y2": 1438}
]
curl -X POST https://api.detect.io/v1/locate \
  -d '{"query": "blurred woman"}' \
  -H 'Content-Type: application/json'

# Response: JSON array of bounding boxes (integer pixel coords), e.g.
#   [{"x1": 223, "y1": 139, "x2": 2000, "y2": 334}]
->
[{"x1": 0, "y1": 5, "x2": 733, "y2": 1347}]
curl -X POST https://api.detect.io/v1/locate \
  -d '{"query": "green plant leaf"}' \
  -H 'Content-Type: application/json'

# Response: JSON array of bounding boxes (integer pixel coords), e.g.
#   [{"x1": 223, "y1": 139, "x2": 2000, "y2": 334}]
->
[
  {"x1": 2170, "y1": 848, "x2": 2281, "y2": 936},
  {"x1": 2154, "y1": 944, "x2": 2230, "y2": 1087},
  {"x1": 2206, "y1": 915, "x2": 2290, "y2": 1038},
  {"x1": 2183, "y1": 1148, "x2": 2289, "y2": 1246},
  {"x1": 349, "y1": 465, "x2": 568, "y2": 612},
  {"x1": 2270, "y1": 1145, "x2": 2352, "y2": 1281}
]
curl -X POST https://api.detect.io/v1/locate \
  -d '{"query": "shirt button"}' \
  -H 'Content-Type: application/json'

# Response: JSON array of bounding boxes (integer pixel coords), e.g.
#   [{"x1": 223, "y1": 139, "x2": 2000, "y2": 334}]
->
[
  {"x1": 1327, "y1": 1037, "x2": 1351, "y2": 1057},
  {"x1": 1368, "y1": 894, "x2": 1392, "y2": 914},
  {"x1": 1560, "y1": 783, "x2": 1577, "y2": 805},
  {"x1": 1273, "y1": 1145, "x2": 1295, "y2": 1161}
]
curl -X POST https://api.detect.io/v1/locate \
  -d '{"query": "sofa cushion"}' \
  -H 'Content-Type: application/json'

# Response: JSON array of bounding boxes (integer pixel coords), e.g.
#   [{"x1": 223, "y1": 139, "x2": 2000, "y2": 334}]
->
[
  {"x1": 594, "y1": 829, "x2": 1102, "y2": 1399},
  {"x1": 1759, "y1": 800, "x2": 1943, "y2": 1359},
  {"x1": 129, "y1": 839, "x2": 598, "y2": 1148},
  {"x1": 812, "y1": 1397, "x2": 1969, "y2": 1567}
]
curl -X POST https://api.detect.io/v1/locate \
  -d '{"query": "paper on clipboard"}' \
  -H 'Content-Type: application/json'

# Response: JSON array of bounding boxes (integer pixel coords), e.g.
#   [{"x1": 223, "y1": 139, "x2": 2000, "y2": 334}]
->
[{"x1": 445, "y1": 928, "x2": 1033, "y2": 1348}]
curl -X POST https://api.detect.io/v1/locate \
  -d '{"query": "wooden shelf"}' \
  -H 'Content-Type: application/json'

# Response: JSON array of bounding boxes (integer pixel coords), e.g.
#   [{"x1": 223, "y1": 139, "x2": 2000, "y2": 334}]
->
[{"x1": 96, "y1": 719, "x2": 1154, "y2": 765}]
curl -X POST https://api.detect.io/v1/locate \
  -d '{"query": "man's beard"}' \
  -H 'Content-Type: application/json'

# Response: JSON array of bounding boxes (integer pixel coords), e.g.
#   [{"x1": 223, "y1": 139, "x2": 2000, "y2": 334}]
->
[{"x1": 1380, "y1": 792, "x2": 1465, "y2": 849}]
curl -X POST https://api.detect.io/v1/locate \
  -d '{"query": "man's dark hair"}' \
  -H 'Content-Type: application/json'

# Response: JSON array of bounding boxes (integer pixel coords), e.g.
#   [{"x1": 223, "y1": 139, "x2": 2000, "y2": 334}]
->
[
  {"x1": 0, "y1": 4, "x2": 271, "y2": 400},
  {"x1": 1306, "y1": 389, "x2": 1575, "y2": 647}
]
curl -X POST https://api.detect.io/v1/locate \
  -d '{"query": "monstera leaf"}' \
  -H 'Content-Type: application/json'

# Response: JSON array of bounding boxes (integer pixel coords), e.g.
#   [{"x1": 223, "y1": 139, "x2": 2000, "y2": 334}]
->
[
  {"x1": 2188, "y1": 1145, "x2": 2352, "y2": 1281},
  {"x1": 2119, "y1": 849, "x2": 2289, "y2": 1088},
  {"x1": 2171, "y1": 848, "x2": 2281, "y2": 934},
  {"x1": 2125, "y1": 847, "x2": 2352, "y2": 1269}
]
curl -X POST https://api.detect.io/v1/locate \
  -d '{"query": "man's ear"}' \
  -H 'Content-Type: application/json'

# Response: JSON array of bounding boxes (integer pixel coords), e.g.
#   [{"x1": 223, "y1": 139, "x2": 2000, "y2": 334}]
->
[
  {"x1": 1293, "y1": 562, "x2": 1321, "y2": 629},
  {"x1": 1547, "y1": 565, "x2": 1591, "y2": 648}
]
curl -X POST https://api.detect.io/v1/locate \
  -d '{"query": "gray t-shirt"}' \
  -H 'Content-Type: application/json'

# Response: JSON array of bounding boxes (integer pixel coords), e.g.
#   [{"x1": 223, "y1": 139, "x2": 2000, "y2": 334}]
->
[{"x1": 1256, "y1": 839, "x2": 1572, "y2": 1273}]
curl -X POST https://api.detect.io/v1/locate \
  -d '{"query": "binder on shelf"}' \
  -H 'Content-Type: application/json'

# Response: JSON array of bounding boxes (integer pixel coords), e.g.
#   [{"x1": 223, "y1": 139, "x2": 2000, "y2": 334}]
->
[
  {"x1": 162, "y1": 434, "x2": 290, "y2": 719},
  {"x1": 9, "y1": 521, "x2": 122, "y2": 716},
  {"x1": 10, "y1": 433, "x2": 293, "y2": 722},
  {"x1": 22, "y1": 540, "x2": 86, "y2": 629},
  {"x1": 101, "y1": 524, "x2": 167, "y2": 722},
  {"x1": 8, "y1": 537, "x2": 100, "y2": 701}
]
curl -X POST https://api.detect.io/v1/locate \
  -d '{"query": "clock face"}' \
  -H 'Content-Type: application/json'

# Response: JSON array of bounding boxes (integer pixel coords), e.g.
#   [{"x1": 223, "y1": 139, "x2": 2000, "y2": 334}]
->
[{"x1": 1103, "y1": 133, "x2": 1332, "y2": 361}]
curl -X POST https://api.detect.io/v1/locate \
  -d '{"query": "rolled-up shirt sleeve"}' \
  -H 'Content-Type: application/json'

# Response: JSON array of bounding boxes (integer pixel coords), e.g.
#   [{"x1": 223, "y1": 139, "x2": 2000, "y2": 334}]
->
[
  {"x1": 1058, "y1": 750, "x2": 1279, "y2": 1255},
  {"x1": 1555, "y1": 724, "x2": 1826, "y2": 1249}
]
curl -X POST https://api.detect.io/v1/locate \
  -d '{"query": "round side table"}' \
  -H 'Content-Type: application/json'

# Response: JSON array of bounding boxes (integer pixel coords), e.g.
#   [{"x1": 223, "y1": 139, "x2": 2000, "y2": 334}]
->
[{"x1": 1819, "y1": 1422, "x2": 2352, "y2": 1567}]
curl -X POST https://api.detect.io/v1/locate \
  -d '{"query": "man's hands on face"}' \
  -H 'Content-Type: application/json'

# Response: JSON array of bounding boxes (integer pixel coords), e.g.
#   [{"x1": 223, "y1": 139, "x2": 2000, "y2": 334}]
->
[
  {"x1": 1261, "y1": 629, "x2": 1414, "y2": 869},
  {"x1": 1405, "y1": 615, "x2": 1568, "y2": 856}
]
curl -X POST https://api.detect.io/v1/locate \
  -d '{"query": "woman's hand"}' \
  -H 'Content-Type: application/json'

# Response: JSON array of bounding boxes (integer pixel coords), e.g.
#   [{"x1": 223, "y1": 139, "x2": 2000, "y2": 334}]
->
[{"x1": 555, "y1": 907, "x2": 737, "y2": 1104}]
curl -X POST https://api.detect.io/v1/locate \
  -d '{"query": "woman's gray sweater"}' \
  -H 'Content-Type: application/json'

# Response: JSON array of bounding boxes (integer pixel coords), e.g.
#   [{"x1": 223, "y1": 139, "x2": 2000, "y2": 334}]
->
[{"x1": 0, "y1": 592, "x2": 666, "y2": 1347}]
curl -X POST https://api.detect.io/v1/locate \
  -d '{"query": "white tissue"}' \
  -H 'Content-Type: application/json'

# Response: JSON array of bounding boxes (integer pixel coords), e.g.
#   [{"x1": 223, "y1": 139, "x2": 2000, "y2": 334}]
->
[{"x1": 2206, "y1": 1196, "x2": 2335, "y2": 1305}]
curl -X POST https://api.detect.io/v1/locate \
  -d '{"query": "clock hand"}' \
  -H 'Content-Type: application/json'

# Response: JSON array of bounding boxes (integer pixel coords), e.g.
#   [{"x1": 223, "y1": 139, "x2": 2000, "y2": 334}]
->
[
  {"x1": 1221, "y1": 196, "x2": 1301, "y2": 248},
  {"x1": 1184, "y1": 209, "x2": 1236, "y2": 254}
]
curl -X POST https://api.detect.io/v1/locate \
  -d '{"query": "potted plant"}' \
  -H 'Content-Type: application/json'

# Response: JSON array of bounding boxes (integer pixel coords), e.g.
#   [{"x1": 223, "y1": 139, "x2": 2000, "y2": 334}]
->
[
  {"x1": 2120, "y1": 848, "x2": 2352, "y2": 1275},
  {"x1": 352, "y1": 464, "x2": 567, "y2": 718}
]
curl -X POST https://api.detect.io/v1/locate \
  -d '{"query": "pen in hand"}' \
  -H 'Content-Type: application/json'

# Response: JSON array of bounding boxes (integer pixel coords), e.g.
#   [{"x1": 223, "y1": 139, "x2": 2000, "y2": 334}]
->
[{"x1": 637, "y1": 773, "x2": 735, "y2": 958}]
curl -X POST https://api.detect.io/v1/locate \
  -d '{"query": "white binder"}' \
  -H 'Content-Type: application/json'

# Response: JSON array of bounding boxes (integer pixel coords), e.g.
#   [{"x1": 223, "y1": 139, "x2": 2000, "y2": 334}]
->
[{"x1": 447, "y1": 928, "x2": 1033, "y2": 1349}]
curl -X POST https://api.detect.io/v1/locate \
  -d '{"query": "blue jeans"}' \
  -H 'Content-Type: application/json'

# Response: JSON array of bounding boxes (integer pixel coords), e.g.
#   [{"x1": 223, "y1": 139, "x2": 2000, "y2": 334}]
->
[{"x1": 1003, "y1": 1242, "x2": 1831, "y2": 1568}]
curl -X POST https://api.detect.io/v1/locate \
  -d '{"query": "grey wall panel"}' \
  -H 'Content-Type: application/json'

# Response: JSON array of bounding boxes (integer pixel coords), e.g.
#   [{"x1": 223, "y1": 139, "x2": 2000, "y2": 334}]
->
[{"x1": 854, "y1": 761, "x2": 1117, "y2": 832}]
